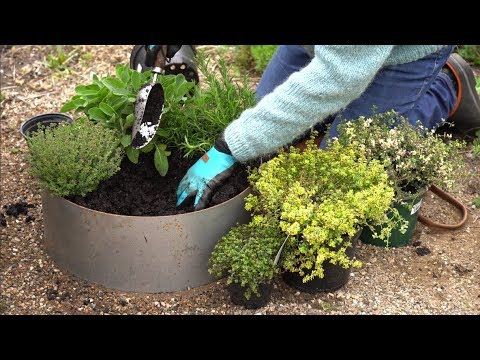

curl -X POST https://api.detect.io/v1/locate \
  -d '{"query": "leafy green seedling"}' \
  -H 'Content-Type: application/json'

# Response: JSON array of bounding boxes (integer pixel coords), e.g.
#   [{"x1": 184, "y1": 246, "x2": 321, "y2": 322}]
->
[{"x1": 44, "y1": 45, "x2": 78, "y2": 73}]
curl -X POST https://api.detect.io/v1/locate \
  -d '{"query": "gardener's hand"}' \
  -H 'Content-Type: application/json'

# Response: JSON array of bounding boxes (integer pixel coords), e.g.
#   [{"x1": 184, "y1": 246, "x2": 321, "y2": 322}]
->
[{"x1": 176, "y1": 139, "x2": 237, "y2": 210}]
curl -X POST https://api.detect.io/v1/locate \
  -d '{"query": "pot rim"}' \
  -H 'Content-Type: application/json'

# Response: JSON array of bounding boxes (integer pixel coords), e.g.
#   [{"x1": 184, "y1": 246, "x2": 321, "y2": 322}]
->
[
  {"x1": 43, "y1": 186, "x2": 251, "y2": 219},
  {"x1": 20, "y1": 112, "x2": 73, "y2": 139},
  {"x1": 398, "y1": 187, "x2": 428, "y2": 203},
  {"x1": 20, "y1": 112, "x2": 73, "y2": 127}
]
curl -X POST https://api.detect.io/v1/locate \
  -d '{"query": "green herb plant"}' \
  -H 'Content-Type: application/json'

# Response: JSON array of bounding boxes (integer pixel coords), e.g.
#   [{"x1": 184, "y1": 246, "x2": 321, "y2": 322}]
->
[
  {"x1": 160, "y1": 52, "x2": 255, "y2": 157},
  {"x1": 61, "y1": 56, "x2": 254, "y2": 176},
  {"x1": 333, "y1": 111, "x2": 466, "y2": 202},
  {"x1": 44, "y1": 45, "x2": 78, "y2": 74},
  {"x1": 61, "y1": 64, "x2": 195, "y2": 176},
  {"x1": 244, "y1": 138, "x2": 399, "y2": 282},
  {"x1": 27, "y1": 120, "x2": 123, "y2": 197},
  {"x1": 250, "y1": 45, "x2": 278, "y2": 73},
  {"x1": 209, "y1": 223, "x2": 284, "y2": 300},
  {"x1": 473, "y1": 197, "x2": 480, "y2": 208},
  {"x1": 233, "y1": 45, "x2": 278, "y2": 74}
]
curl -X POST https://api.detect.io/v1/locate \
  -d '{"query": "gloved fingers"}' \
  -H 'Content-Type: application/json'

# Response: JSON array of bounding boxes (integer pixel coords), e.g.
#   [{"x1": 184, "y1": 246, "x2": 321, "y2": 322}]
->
[
  {"x1": 176, "y1": 175, "x2": 190, "y2": 199},
  {"x1": 194, "y1": 187, "x2": 208, "y2": 211},
  {"x1": 194, "y1": 167, "x2": 236, "y2": 210},
  {"x1": 209, "y1": 164, "x2": 237, "y2": 188},
  {"x1": 176, "y1": 189, "x2": 190, "y2": 207}
]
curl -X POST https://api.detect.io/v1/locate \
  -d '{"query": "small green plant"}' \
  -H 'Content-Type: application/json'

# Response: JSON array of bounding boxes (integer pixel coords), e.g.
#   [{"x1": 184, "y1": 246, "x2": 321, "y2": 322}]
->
[
  {"x1": 44, "y1": 45, "x2": 78, "y2": 73},
  {"x1": 472, "y1": 130, "x2": 480, "y2": 157},
  {"x1": 209, "y1": 222, "x2": 284, "y2": 300},
  {"x1": 61, "y1": 64, "x2": 156, "y2": 137},
  {"x1": 333, "y1": 111, "x2": 466, "y2": 201},
  {"x1": 457, "y1": 45, "x2": 480, "y2": 66},
  {"x1": 476, "y1": 77, "x2": 480, "y2": 94},
  {"x1": 0, "y1": 90, "x2": 4, "y2": 102},
  {"x1": 233, "y1": 46, "x2": 254, "y2": 72},
  {"x1": 27, "y1": 120, "x2": 123, "y2": 197},
  {"x1": 81, "y1": 52, "x2": 93, "y2": 62},
  {"x1": 233, "y1": 45, "x2": 278, "y2": 74},
  {"x1": 316, "y1": 300, "x2": 338, "y2": 312},
  {"x1": 250, "y1": 45, "x2": 278, "y2": 73},
  {"x1": 244, "y1": 138, "x2": 399, "y2": 282},
  {"x1": 473, "y1": 197, "x2": 480, "y2": 207}
]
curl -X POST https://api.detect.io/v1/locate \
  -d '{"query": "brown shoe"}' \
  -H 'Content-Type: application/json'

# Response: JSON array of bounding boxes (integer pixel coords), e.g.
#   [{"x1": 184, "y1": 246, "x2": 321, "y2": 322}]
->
[{"x1": 445, "y1": 53, "x2": 480, "y2": 138}]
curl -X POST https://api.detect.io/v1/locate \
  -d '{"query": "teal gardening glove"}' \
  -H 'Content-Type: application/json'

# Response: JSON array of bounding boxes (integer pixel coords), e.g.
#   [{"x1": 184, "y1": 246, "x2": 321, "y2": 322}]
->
[{"x1": 176, "y1": 137, "x2": 238, "y2": 210}]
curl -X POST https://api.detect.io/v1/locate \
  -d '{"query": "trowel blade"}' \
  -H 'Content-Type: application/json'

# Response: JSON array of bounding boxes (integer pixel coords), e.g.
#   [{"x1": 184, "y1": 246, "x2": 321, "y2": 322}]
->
[{"x1": 131, "y1": 83, "x2": 165, "y2": 149}]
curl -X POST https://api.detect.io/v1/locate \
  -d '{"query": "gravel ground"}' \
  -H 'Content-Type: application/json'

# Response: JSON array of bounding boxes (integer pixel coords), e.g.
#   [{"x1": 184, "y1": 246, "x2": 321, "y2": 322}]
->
[{"x1": 1, "y1": 45, "x2": 480, "y2": 315}]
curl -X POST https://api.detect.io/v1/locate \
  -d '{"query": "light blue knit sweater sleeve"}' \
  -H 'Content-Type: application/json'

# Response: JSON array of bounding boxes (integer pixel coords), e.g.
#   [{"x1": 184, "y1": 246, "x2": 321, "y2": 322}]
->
[{"x1": 224, "y1": 45, "x2": 395, "y2": 162}]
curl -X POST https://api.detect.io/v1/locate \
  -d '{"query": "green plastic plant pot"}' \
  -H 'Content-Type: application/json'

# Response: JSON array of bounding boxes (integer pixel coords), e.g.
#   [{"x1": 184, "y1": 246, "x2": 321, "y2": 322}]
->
[{"x1": 360, "y1": 190, "x2": 426, "y2": 247}]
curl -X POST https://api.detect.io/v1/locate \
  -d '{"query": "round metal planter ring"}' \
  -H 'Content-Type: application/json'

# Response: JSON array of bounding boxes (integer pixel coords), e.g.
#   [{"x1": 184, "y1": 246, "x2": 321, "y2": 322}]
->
[{"x1": 42, "y1": 189, "x2": 251, "y2": 293}]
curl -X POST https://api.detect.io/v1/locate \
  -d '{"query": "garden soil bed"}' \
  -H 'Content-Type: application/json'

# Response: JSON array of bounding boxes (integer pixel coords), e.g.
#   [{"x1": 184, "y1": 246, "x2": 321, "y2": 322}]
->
[
  {"x1": 69, "y1": 150, "x2": 248, "y2": 216},
  {"x1": 1, "y1": 45, "x2": 480, "y2": 315}
]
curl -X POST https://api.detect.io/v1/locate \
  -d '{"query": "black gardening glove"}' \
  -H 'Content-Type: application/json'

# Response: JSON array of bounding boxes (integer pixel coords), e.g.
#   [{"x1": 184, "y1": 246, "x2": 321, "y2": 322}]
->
[{"x1": 145, "y1": 45, "x2": 183, "y2": 68}]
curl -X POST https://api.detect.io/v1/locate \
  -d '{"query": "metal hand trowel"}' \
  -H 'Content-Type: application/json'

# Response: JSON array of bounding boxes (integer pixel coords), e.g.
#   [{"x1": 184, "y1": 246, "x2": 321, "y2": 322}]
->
[{"x1": 131, "y1": 65, "x2": 165, "y2": 149}]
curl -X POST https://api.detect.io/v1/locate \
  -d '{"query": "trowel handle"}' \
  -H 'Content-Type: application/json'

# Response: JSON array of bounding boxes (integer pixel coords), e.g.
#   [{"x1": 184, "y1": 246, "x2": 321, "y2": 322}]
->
[
  {"x1": 153, "y1": 45, "x2": 168, "y2": 69},
  {"x1": 151, "y1": 47, "x2": 167, "y2": 83},
  {"x1": 151, "y1": 66, "x2": 162, "y2": 84}
]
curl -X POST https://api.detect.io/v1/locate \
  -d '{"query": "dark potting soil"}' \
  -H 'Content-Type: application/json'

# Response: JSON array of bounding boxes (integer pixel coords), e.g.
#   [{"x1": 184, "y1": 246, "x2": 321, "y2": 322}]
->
[
  {"x1": 69, "y1": 150, "x2": 249, "y2": 216},
  {"x1": 0, "y1": 213, "x2": 6, "y2": 227}
]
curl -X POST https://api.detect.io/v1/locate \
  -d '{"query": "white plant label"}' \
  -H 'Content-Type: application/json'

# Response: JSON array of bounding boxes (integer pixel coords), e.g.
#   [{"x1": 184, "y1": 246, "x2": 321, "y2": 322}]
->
[{"x1": 411, "y1": 199, "x2": 423, "y2": 215}]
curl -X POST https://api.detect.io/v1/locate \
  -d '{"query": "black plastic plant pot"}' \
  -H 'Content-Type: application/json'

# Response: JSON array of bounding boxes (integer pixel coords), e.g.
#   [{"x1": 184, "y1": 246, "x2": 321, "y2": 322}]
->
[
  {"x1": 228, "y1": 281, "x2": 273, "y2": 310},
  {"x1": 282, "y1": 230, "x2": 361, "y2": 293},
  {"x1": 20, "y1": 113, "x2": 73, "y2": 140}
]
